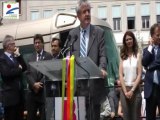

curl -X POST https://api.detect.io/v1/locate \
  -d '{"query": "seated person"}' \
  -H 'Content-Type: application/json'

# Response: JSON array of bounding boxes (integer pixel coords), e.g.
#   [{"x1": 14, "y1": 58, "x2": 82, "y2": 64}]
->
[
  {"x1": 117, "y1": 100, "x2": 123, "y2": 120},
  {"x1": 100, "y1": 97, "x2": 111, "y2": 117},
  {"x1": 108, "y1": 80, "x2": 121, "y2": 118},
  {"x1": 100, "y1": 80, "x2": 121, "y2": 119}
]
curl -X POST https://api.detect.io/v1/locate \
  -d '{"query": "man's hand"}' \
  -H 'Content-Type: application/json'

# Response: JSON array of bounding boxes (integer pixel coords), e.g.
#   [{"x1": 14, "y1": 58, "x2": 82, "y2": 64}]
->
[
  {"x1": 18, "y1": 64, "x2": 22, "y2": 69},
  {"x1": 110, "y1": 112, "x2": 115, "y2": 118},
  {"x1": 148, "y1": 38, "x2": 154, "y2": 45},
  {"x1": 33, "y1": 82, "x2": 43, "y2": 93},
  {"x1": 101, "y1": 69, "x2": 107, "y2": 78},
  {"x1": 14, "y1": 47, "x2": 20, "y2": 57}
]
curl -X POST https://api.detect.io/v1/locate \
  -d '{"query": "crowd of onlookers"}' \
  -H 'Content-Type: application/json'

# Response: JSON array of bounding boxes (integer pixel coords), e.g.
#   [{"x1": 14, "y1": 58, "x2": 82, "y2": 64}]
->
[
  {"x1": 100, "y1": 23, "x2": 160, "y2": 120},
  {"x1": 101, "y1": 82, "x2": 160, "y2": 120},
  {"x1": 0, "y1": 0, "x2": 160, "y2": 120},
  {"x1": 0, "y1": 18, "x2": 159, "y2": 120}
]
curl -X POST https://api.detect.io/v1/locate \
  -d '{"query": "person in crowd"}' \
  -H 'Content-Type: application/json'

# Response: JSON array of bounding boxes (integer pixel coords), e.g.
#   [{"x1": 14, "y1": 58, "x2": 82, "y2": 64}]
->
[
  {"x1": 108, "y1": 80, "x2": 121, "y2": 119},
  {"x1": 47, "y1": 37, "x2": 62, "y2": 97},
  {"x1": 67, "y1": 0, "x2": 107, "y2": 119},
  {"x1": 119, "y1": 31, "x2": 142, "y2": 120},
  {"x1": 51, "y1": 37, "x2": 62, "y2": 59},
  {"x1": 100, "y1": 96, "x2": 111, "y2": 118},
  {"x1": 0, "y1": 35, "x2": 27, "y2": 120},
  {"x1": 141, "y1": 86, "x2": 146, "y2": 120},
  {"x1": 117, "y1": 100, "x2": 123, "y2": 119},
  {"x1": 26, "y1": 34, "x2": 52, "y2": 120},
  {"x1": 100, "y1": 79, "x2": 122, "y2": 120},
  {"x1": 142, "y1": 23, "x2": 160, "y2": 120}
]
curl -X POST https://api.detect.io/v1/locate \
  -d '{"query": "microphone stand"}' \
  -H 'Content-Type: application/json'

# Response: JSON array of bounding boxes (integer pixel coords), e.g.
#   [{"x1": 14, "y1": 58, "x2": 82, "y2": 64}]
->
[
  {"x1": 57, "y1": 35, "x2": 71, "y2": 58},
  {"x1": 62, "y1": 47, "x2": 70, "y2": 57},
  {"x1": 69, "y1": 35, "x2": 78, "y2": 56},
  {"x1": 57, "y1": 48, "x2": 65, "y2": 58}
]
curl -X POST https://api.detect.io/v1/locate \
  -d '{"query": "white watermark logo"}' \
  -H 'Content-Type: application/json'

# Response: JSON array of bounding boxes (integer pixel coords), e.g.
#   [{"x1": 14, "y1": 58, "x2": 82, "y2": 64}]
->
[{"x1": 3, "y1": 2, "x2": 19, "y2": 19}]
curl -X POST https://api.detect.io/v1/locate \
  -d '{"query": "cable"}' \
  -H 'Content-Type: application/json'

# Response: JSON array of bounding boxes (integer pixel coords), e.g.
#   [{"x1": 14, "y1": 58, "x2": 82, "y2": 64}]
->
[{"x1": 62, "y1": 47, "x2": 70, "y2": 57}]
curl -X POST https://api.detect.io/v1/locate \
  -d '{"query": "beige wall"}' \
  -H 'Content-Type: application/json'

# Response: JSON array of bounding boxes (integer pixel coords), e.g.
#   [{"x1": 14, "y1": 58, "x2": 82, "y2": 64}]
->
[{"x1": 1, "y1": 0, "x2": 160, "y2": 47}]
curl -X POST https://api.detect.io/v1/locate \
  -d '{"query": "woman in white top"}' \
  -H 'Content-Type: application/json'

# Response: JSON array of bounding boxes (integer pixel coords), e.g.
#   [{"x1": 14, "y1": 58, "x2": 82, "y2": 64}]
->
[{"x1": 119, "y1": 31, "x2": 142, "y2": 120}]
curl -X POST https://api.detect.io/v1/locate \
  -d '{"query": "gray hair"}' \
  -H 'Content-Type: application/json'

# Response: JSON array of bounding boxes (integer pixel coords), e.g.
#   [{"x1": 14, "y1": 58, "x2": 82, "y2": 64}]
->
[
  {"x1": 2, "y1": 35, "x2": 15, "y2": 50},
  {"x1": 76, "y1": 0, "x2": 91, "y2": 14}
]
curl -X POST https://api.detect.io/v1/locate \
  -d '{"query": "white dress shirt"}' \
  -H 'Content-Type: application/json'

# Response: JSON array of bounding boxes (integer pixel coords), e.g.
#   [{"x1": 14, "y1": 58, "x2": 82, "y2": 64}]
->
[{"x1": 123, "y1": 55, "x2": 138, "y2": 86}]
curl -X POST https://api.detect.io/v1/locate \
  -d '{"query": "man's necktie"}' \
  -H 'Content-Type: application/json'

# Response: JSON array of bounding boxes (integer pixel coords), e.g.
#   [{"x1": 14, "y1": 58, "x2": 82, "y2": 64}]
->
[
  {"x1": 80, "y1": 30, "x2": 87, "y2": 57},
  {"x1": 37, "y1": 53, "x2": 41, "y2": 61},
  {"x1": 10, "y1": 54, "x2": 16, "y2": 63},
  {"x1": 154, "y1": 46, "x2": 159, "y2": 59},
  {"x1": 153, "y1": 46, "x2": 159, "y2": 84}
]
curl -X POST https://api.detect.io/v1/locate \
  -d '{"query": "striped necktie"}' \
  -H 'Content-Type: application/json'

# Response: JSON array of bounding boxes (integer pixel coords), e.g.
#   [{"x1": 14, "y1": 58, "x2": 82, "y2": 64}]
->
[
  {"x1": 10, "y1": 54, "x2": 16, "y2": 63},
  {"x1": 80, "y1": 30, "x2": 87, "y2": 57}
]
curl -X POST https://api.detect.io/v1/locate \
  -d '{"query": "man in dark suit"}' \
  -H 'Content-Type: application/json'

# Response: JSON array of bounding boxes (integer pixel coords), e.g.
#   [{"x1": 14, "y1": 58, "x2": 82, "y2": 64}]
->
[
  {"x1": 67, "y1": 0, "x2": 107, "y2": 119},
  {"x1": 26, "y1": 34, "x2": 52, "y2": 120},
  {"x1": 0, "y1": 35, "x2": 27, "y2": 120},
  {"x1": 50, "y1": 37, "x2": 62, "y2": 97},
  {"x1": 142, "y1": 23, "x2": 160, "y2": 120},
  {"x1": 51, "y1": 37, "x2": 62, "y2": 59}
]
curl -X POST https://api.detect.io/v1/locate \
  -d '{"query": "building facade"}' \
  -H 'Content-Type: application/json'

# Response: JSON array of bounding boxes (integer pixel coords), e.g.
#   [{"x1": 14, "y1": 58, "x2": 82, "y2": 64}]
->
[{"x1": 0, "y1": 0, "x2": 160, "y2": 48}]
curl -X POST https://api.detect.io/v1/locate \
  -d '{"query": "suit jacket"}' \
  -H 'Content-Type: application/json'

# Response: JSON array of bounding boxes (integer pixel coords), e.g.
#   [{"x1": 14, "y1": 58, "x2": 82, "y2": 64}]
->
[
  {"x1": 26, "y1": 51, "x2": 52, "y2": 103},
  {"x1": 142, "y1": 47, "x2": 160, "y2": 98},
  {"x1": 68, "y1": 24, "x2": 107, "y2": 103},
  {"x1": 0, "y1": 53, "x2": 27, "y2": 106}
]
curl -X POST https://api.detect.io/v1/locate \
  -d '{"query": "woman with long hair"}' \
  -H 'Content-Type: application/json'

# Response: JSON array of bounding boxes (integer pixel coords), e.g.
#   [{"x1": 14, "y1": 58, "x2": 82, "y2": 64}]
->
[{"x1": 119, "y1": 31, "x2": 142, "y2": 120}]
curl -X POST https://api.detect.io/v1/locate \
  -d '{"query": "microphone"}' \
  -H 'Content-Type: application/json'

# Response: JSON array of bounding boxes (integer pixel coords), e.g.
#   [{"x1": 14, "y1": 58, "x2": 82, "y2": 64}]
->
[
  {"x1": 70, "y1": 35, "x2": 78, "y2": 48},
  {"x1": 63, "y1": 35, "x2": 71, "y2": 49},
  {"x1": 57, "y1": 35, "x2": 71, "y2": 58},
  {"x1": 70, "y1": 35, "x2": 78, "y2": 55},
  {"x1": 62, "y1": 35, "x2": 78, "y2": 56}
]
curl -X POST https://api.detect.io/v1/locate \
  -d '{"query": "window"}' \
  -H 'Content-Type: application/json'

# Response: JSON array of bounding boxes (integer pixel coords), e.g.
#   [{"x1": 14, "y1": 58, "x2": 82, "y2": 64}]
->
[
  {"x1": 0, "y1": 16, "x2": 2, "y2": 25},
  {"x1": 98, "y1": 6, "x2": 107, "y2": 21},
  {"x1": 156, "y1": 3, "x2": 160, "y2": 15},
  {"x1": 126, "y1": 4, "x2": 135, "y2": 29},
  {"x1": 141, "y1": 3, "x2": 150, "y2": 29},
  {"x1": 30, "y1": 11, "x2": 40, "y2": 20},
  {"x1": 127, "y1": 17, "x2": 135, "y2": 29},
  {"x1": 70, "y1": 8, "x2": 76, "y2": 13},
  {"x1": 113, "y1": 18, "x2": 121, "y2": 30},
  {"x1": 156, "y1": 3, "x2": 160, "y2": 23},
  {"x1": 15, "y1": 0, "x2": 21, "y2": 14},
  {"x1": 91, "y1": 7, "x2": 94, "y2": 16},
  {"x1": 157, "y1": 15, "x2": 160, "y2": 24},
  {"x1": 112, "y1": 5, "x2": 121, "y2": 31},
  {"x1": 142, "y1": 16, "x2": 150, "y2": 29},
  {"x1": 57, "y1": 8, "x2": 65, "y2": 11},
  {"x1": 43, "y1": 10, "x2": 53, "y2": 18}
]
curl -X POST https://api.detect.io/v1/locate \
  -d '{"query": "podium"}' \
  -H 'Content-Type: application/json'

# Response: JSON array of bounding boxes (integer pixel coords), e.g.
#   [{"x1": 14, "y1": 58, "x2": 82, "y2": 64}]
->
[
  {"x1": 29, "y1": 57, "x2": 102, "y2": 120},
  {"x1": 29, "y1": 57, "x2": 102, "y2": 81}
]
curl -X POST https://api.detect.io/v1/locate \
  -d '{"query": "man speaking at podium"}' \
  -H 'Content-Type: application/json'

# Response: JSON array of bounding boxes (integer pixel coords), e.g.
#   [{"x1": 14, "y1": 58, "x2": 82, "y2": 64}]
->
[{"x1": 67, "y1": 0, "x2": 107, "y2": 119}]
